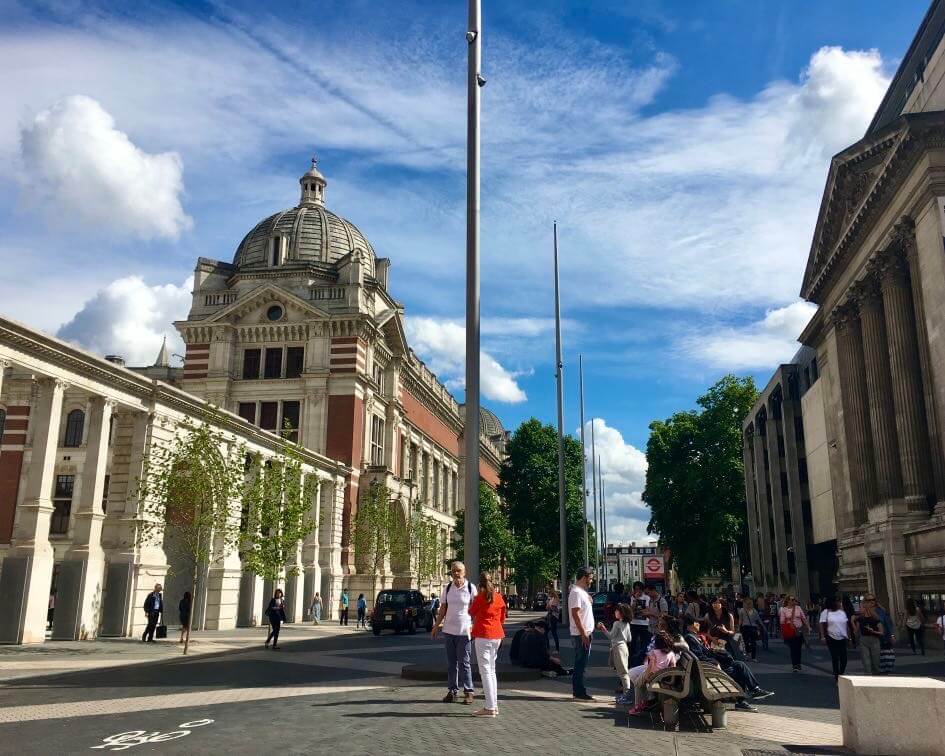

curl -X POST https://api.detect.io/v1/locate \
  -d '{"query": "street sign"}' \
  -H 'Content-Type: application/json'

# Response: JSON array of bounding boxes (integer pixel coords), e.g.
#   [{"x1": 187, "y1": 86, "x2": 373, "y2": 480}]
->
[{"x1": 644, "y1": 556, "x2": 664, "y2": 579}]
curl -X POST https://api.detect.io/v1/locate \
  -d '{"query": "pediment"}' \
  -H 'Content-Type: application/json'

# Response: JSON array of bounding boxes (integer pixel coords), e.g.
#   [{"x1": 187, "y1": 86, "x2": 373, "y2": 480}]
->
[
  {"x1": 376, "y1": 307, "x2": 408, "y2": 358},
  {"x1": 201, "y1": 284, "x2": 332, "y2": 325}
]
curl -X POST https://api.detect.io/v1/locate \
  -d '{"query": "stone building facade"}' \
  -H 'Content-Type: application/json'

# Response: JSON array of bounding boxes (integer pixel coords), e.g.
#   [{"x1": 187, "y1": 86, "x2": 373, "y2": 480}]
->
[
  {"x1": 0, "y1": 316, "x2": 347, "y2": 644},
  {"x1": 751, "y1": 1, "x2": 945, "y2": 624}
]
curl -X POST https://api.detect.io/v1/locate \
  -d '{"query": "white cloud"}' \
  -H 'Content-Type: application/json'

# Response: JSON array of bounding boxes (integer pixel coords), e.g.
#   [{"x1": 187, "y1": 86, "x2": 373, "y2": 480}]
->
[
  {"x1": 405, "y1": 317, "x2": 527, "y2": 404},
  {"x1": 56, "y1": 275, "x2": 191, "y2": 365},
  {"x1": 581, "y1": 418, "x2": 650, "y2": 545},
  {"x1": 17, "y1": 95, "x2": 191, "y2": 239},
  {"x1": 681, "y1": 300, "x2": 817, "y2": 370}
]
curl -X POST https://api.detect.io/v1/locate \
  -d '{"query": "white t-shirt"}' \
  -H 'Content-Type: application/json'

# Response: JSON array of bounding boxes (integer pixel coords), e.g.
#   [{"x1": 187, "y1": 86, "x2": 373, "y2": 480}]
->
[
  {"x1": 820, "y1": 609, "x2": 849, "y2": 640},
  {"x1": 439, "y1": 580, "x2": 477, "y2": 636},
  {"x1": 569, "y1": 585, "x2": 594, "y2": 636},
  {"x1": 630, "y1": 594, "x2": 650, "y2": 626}
]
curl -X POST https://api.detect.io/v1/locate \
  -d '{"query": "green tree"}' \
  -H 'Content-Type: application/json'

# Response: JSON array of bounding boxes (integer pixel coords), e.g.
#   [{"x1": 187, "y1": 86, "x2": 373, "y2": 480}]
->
[
  {"x1": 453, "y1": 482, "x2": 515, "y2": 573},
  {"x1": 135, "y1": 411, "x2": 248, "y2": 655},
  {"x1": 499, "y1": 418, "x2": 596, "y2": 592},
  {"x1": 351, "y1": 481, "x2": 399, "y2": 576},
  {"x1": 643, "y1": 375, "x2": 758, "y2": 585}
]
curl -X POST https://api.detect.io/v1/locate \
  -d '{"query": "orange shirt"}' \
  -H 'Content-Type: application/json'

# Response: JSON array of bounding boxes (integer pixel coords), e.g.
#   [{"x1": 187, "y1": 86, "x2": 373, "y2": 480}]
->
[{"x1": 469, "y1": 591, "x2": 507, "y2": 639}]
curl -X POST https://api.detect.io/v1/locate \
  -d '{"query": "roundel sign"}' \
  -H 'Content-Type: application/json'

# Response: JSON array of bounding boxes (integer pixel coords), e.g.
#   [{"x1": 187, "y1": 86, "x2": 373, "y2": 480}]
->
[{"x1": 644, "y1": 557, "x2": 664, "y2": 579}]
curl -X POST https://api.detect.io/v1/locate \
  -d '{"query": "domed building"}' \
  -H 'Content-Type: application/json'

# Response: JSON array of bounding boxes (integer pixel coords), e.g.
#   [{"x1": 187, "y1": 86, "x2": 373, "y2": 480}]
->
[{"x1": 174, "y1": 159, "x2": 506, "y2": 620}]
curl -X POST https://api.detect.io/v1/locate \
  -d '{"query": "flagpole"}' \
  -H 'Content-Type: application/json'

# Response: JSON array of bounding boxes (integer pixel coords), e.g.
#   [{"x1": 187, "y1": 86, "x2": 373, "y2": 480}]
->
[
  {"x1": 598, "y1": 455, "x2": 604, "y2": 588},
  {"x1": 463, "y1": 0, "x2": 482, "y2": 580},
  {"x1": 553, "y1": 222, "x2": 568, "y2": 614},
  {"x1": 579, "y1": 355, "x2": 588, "y2": 569},
  {"x1": 591, "y1": 418, "x2": 598, "y2": 590}
]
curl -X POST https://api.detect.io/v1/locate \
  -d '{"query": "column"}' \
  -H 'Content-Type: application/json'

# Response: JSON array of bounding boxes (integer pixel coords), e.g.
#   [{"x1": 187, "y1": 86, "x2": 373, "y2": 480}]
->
[
  {"x1": 879, "y1": 250, "x2": 934, "y2": 511},
  {"x1": 856, "y1": 275, "x2": 903, "y2": 510},
  {"x1": 0, "y1": 359, "x2": 9, "y2": 399},
  {"x1": 831, "y1": 304, "x2": 876, "y2": 525},
  {"x1": 780, "y1": 386, "x2": 811, "y2": 605},
  {"x1": 751, "y1": 413, "x2": 773, "y2": 589},
  {"x1": 764, "y1": 396, "x2": 789, "y2": 588},
  {"x1": 0, "y1": 377, "x2": 65, "y2": 643},
  {"x1": 54, "y1": 397, "x2": 114, "y2": 640},
  {"x1": 204, "y1": 470, "x2": 243, "y2": 630},
  {"x1": 301, "y1": 475, "x2": 322, "y2": 621},
  {"x1": 742, "y1": 427, "x2": 762, "y2": 588},
  {"x1": 897, "y1": 218, "x2": 945, "y2": 508},
  {"x1": 318, "y1": 478, "x2": 344, "y2": 621}
]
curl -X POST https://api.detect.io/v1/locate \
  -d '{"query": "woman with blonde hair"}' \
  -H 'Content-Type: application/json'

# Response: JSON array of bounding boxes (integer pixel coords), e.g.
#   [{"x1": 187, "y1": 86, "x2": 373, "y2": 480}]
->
[{"x1": 468, "y1": 572, "x2": 507, "y2": 717}]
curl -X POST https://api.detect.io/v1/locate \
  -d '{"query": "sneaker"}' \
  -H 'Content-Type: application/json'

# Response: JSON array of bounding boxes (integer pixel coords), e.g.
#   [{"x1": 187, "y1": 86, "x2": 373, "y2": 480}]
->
[
  {"x1": 615, "y1": 694, "x2": 633, "y2": 705},
  {"x1": 792, "y1": 666, "x2": 801, "y2": 673},
  {"x1": 442, "y1": 691, "x2": 456, "y2": 703},
  {"x1": 541, "y1": 670, "x2": 557, "y2": 678},
  {"x1": 628, "y1": 703, "x2": 647, "y2": 716},
  {"x1": 472, "y1": 708, "x2": 497, "y2": 717},
  {"x1": 734, "y1": 700, "x2": 758, "y2": 712},
  {"x1": 750, "y1": 688, "x2": 774, "y2": 700},
  {"x1": 463, "y1": 690, "x2": 475, "y2": 705}
]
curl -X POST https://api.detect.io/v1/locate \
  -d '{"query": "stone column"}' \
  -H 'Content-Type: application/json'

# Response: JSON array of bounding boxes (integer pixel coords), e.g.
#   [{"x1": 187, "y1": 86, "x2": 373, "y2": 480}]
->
[
  {"x1": 0, "y1": 377, "x2": 65, "y2": 643},
  {"x1": 879, "y1": 251, "x2": 934, "y2": 511},
  {"x1": 0, "y1": 359, "x2": 9, "y2": 400},
  {"x1": 742, "y1": 427, "x2": 762, "y2": 588},
  {"x1": 751, "y1": 413, "x2": 773, "y2": 590},
  {"x1": 780, "y1": 384, "x2": 811, "y2": 605},
  {"x1": 765, "y1": 395, "x2": 789, "y2": 589},
  {"x1": 832, "y1": 304, "x2": 876, "y2": 525},
  {"x1": 301, "y1": 475, "x2": 322, "y2": 621},
  {"x1": 856, "y1": 276, "x2": 903, "y2": 511},
  {"x1": 318, "y1": 477, "x2": 345, "y2": 621},
  {"x1": 53, "y1": 397, "x2": 114, "y2": 640}
]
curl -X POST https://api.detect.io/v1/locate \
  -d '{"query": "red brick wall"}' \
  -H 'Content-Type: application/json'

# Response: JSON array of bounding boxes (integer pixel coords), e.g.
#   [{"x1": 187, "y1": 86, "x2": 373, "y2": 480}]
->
[
  {"x1": 479, "y1": 459, "x2": 501, "y2": 489},
  {"x1": 183, "y1": 343, "x2": 210, "y2": 380},
  {"x1": 401, "y1": 388, "x2": 460, "y2": 456},
  {"x1": 0, "y1": 405, "x2": 29, "y2": 543},
  {"x1": 326, "y1": 394, "x2": 364, "y2": 572}
]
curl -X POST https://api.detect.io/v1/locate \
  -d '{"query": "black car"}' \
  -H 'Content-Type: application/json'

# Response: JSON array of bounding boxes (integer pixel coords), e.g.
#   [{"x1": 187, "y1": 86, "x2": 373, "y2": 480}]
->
[
  {"x1": 371, "y1": 589, "x2": 434, "y2": 635},
  {"x1": 532, "y1": 592, "x2": 549, "y2": 611}
]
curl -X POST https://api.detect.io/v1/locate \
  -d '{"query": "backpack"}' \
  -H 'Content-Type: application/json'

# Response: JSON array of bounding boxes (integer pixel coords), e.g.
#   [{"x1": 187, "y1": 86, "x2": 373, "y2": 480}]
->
[{"x1": 444, "y1": 580, "x2": 470, "y2": 599}]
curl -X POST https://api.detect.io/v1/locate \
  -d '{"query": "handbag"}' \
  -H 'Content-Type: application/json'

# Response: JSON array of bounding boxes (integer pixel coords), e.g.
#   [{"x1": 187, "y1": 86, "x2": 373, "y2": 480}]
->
[
  {"x1": 156, "y1": 624, "x2": 168, "y2": 639},
  {"x1": 906, "y1": 615, "x2": 921, "y2": 630},
  {"x1": 780, "y1": 607, "x2": 798, "y2": 640}
]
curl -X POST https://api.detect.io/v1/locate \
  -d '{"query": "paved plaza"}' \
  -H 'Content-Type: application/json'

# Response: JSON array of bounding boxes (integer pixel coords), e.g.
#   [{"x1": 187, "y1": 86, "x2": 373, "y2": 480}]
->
[{"x1": 1, "y1": 613, "x2": 942, "y2": 754}]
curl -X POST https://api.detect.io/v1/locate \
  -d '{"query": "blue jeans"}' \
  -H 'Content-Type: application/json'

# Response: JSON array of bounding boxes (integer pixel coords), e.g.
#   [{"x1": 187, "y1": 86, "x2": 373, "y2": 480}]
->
[
  {"x1": 444, "y1": 633, "x2": 473, "y2": 693},
  {"x1": 572, "y1": 636, "x2": 591, "y2": 697}
]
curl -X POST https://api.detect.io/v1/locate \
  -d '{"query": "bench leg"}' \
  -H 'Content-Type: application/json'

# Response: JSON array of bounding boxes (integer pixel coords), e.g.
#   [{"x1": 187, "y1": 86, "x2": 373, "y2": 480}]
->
[
  {"x1": 710, "y1": 701, "x2": 727, "y2": 729},
  {"x1": 662, "y1": 699, "x2": 679, "y2": 728}
]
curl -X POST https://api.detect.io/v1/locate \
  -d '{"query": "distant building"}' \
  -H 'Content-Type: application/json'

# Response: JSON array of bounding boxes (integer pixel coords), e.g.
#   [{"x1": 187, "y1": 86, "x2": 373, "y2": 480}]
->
[{"x1": 602, "y1": 542, "x2": 663, "y2": 590}]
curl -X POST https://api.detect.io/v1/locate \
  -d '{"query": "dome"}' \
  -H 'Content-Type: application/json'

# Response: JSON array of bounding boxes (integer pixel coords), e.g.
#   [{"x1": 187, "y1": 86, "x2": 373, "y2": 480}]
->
[
  {"x1": 232, "y1": 158, "x2": 375, "y2": 276},
  {"x1": 479, "y1": 406, "x2": 505, "y2": 438}
]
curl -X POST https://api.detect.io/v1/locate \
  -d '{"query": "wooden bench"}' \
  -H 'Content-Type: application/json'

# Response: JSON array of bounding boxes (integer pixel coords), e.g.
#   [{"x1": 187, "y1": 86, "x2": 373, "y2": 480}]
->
[{"x1": 645, "y1": 649, "x2": 743, "y2": 730}]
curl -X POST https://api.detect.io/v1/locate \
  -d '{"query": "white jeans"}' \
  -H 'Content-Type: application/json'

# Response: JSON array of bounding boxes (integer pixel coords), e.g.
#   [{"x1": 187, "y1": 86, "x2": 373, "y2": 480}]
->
[{"x1": 475, "y1": 637, "x2": 502, "y2": 711}]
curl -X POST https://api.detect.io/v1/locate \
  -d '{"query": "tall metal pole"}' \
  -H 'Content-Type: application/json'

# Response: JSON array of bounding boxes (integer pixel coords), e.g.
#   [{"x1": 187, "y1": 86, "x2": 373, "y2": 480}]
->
[
  {"x1": 463, "y1": 0, "x2": 482, "y2": 580},
  {"x1": 553, "y1": 222, "x2": 568, "y2": 609},
  {"x1": 578, "y1": 356, "x2": 588, "y2": 568},
  {"x1": 602, "y1": 476, "x2": 607, "y2": 564},
  {"x1": 598, "y1": 455, "x2": 604, "y2": 587},
  {"x1": 601, "y1": 476, "x2": 607, "y2": 589},
  {"x1": 590, "y1": 419, "x2": 598, "y2": 590}
]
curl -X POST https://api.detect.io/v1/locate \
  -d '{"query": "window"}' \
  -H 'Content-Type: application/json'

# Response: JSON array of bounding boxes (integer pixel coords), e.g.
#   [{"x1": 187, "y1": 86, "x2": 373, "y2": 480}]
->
[
  {"x1": 0, "y1": 408, "x2": 5, "y2": 445},
  {"x1": 64, "y1": 409, "x2": 85, "y2": 447},
  {"x1": 51, "y1": 474, "x2": 74, "y2": 535},
  {"x1": 371, "y1": 415, "x2": 385, "y2": 466},
  {"x1": 282, "y1": 401, "x2": 300, "y2": 442},
  {"x1": 270, "y1": 237, "x2": 282, "y2": 266},
  {"x1": 433, "y1": 463, "x2": 440, "y2": 507},
  {"x1": 422, "y1": 454, "x2": 429, "y2": 500},
  {"x1": 242, "y1": 349, "x2": 261, "y2": 380},
  {"x1": 264, "y1": 348, "x2": 283, "y2": 379},
  {"x1": 259, "y1": 402, "x2": 278, "y2": 431},
  {"x1": 372, "y1": 362, "x2": 384, "y2": 392},
  {"x1": 238, "y1": 402, "x2": 257, "y2": 424},
  {"x1": 286, "y1": 347, "x2": 304, "y2": 379},
  {"x1": 102, "y1": 474, "x2": 110, "y2": 513},
  {"x1": 266, "y1": 305, "x2": 284, "y2": 322},
  {"x1": 798, "y1": 458, "x2": 809, "y2": 484}
]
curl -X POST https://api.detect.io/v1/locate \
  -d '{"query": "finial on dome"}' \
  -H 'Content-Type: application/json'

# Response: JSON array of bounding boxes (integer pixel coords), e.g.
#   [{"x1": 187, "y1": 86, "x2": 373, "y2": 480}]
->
[{"x1": 299, "y1": 153, "x2": 326, "y2": 207}]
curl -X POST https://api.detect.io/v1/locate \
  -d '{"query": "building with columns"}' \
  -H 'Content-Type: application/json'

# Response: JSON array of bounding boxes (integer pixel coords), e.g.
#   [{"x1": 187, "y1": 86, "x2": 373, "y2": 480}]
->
[
  {"x1": 0, "y1": 316, "x2": 348, "y2": 644},
  {"x1": 748, "y1": 1, "x2": 945, "y2": 625}
]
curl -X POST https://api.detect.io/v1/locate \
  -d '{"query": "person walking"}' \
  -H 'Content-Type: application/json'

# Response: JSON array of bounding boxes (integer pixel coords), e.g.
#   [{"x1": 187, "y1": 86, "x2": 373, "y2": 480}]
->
[
  {"x1": 853, "y1": 595, "x2": 883, "y2": 675},
  {"x1": 819, "y1": 596, "x2": 854, "y2": 681},
  {"x1": 778, "y1": 595, "x2": 809, "y2": 672},
  {"x1": 339, "y1": 589, "x2": 349, "y2": 625},
  {"x1": 546, "y1": 591, "x2": 561, "y2": 653},
  {"x1": 738, "y1": 597, "x2": 764, "y2": 661},
  {"x1": 265, "y1": 589, "x2": 287, "y2": 650},
  {"x1": 569, "y1": 566, "x2": 596, "y2": 702},
  {"x1": 905, "y1": 599, "x2": 925, "y2": 655},
  {"x1": 310, "y1": 592, "x2": 322, "y2": 625},
  {"x1": 141, "y1": 583, "x2": 163, "y2": 643},
  {"x1": 178, "y1": 591, "x2": 192, "y2": 644},
  {"x1": 875, "y1": 600, "x2": 896, "y2": 674},
  {"x1": 356, "y1": 593, "x2": 367, "y2": 629},
  {"x1": 432, "y1": 561, "x2": 477, "y2": 705},
  {"x1": 597, "y1": 602, "x2": 633, "y2": 704},
  {"x1": 468, "y1": 571, "x2": 507, "y2": 718}
]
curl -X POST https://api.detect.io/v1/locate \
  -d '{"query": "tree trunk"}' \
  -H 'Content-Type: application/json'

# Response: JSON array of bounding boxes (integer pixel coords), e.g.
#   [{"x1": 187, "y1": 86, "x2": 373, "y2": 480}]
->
[{"x1": 183, "y1": 565, "x2": 197, "y2": 655}]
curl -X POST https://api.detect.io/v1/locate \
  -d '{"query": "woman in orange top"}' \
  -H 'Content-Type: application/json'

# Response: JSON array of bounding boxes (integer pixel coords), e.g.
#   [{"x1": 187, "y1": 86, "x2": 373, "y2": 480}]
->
[{"x1": 468, "y1": 571, "x2": 507, "y2": 718}]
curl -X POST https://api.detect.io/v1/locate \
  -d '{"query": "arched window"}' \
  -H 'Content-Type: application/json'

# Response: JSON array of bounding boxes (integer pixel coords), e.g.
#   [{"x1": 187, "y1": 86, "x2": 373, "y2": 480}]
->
[
  {"x1": 64, "y1": 409, "x2": 85, "y2": 447},
  {"x1": 0, "y1": 408, "x2": 5, "y2": 445}
]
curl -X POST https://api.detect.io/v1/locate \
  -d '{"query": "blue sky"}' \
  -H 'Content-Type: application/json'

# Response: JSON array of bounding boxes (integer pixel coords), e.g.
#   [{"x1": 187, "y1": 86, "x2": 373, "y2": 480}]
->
[{"x1": 0, "y1": 0, "x2": 929, "y2": 542}]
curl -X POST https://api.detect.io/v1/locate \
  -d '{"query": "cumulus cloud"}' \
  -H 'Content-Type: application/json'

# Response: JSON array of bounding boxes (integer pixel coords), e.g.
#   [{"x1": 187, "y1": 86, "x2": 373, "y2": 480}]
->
[
  {"x1": 405, "y1": 317, "x2": 527, "y2": 404},
  {"x1": 18, "y1": 95, "x2": 191, "y2": 239},
  {"x1": 681, "y1": 300, "x2": 817, "y2": 370},
  {"x1": 581, "y1": 418, "x2": 650, "y2": 545},
  {"x1": 57, "y1": 275, "x2": 191, "y2": 365}
]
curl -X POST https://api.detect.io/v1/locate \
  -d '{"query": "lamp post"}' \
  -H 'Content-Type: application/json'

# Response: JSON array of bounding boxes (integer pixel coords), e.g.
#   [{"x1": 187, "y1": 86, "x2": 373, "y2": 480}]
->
[{"x1": 553, "y1": 222, "x2": 568, "y2": 610}]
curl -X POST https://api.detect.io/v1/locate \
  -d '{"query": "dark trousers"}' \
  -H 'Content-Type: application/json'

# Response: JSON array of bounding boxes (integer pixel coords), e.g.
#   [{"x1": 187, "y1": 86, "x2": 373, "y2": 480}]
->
[
  {"x1": 741, "y1": 626, "x2": 758, "y2": 659},
  {"x1": 826, "y1": 636, "x2": 848, "y2": 677},
  {"x1": 340, "y1": 608, "x2": 349, "y2": 625},
  {"x1": 785, "y1": 635, "x2": 803, "y2": 667},
  {"x1": 266, "y1": 620, "x2": 281, "y2": 647},
  {"x1": 907, "y1": 627, "x2": 925, "y2": 654},
  {"x1": 629, "y1": 624, "x2": 650, "y2": 661},
  {"x1": 571, "y1": 637, "x2": 591, "y2": 698},
  {"x1": 548, "y1": 620, "x2": 560, "y2": 652},
  {"x1": 725, "y1": 659, "x2": 759, "y2": 692},
  {"x1": 357, "y1": 608, "x2": 366, "y2": 627},
  {"x1": 142, "y1": 611, "x2": 161, "y2": 642}
]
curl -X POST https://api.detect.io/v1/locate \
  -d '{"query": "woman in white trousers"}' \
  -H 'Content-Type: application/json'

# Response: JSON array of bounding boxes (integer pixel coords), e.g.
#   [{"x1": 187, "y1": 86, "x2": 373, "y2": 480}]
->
[{"x1": 468, "y1": 572, "x2": 508, "y2": 717}]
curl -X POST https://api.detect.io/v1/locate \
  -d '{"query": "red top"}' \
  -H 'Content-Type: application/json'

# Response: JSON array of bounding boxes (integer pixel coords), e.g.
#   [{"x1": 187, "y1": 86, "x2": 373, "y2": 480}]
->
[{"x1": 469, "y1": 591, "x2": 507, "y2": 639}]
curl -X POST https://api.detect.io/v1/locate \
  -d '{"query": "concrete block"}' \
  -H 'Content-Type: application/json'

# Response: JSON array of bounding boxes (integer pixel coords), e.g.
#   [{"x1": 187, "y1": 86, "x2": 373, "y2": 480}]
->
[{"x1": 839, "y1": 675, "x2": 945, "y2": 755}]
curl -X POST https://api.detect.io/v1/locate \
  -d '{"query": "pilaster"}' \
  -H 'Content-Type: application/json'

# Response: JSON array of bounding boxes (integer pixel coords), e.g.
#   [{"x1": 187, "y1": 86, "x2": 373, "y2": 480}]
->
[
  {"x1": 779, "y1": 388, "x2": 811, "y2": 604},
  {"x1": 751, "y1": 414, "x2": 773, "y2": 589},
  {"x1": 764, "y1": 397, "x2": 789, "y2": 588}
]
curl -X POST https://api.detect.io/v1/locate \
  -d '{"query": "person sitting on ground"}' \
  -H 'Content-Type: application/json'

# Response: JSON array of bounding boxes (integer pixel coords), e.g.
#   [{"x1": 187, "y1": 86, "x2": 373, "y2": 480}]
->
[
  {"x1": 628, "y1": 630, "x2": 678, "y2": 715},
  {"x1": 520, "y1": 620, "x2": 568, "y2": 676},
  {"x1": 682, "y1": 616, "x2": 772, "y2": 709},
  {"x1": 509, "y1": 621, "x2": 534, "y2": 663},
  {"x1": 597, "y1": 602, "x2": 633, "y2": 705}
]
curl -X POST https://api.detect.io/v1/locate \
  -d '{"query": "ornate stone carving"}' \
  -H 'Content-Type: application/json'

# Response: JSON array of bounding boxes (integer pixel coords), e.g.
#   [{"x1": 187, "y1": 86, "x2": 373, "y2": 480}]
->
[{"x1": 891, "y1": 215, "x2": 918, "y2": 261}]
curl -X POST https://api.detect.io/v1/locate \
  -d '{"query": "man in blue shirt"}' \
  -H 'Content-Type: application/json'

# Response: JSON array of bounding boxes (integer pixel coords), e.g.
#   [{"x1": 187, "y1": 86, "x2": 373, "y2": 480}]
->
[{"x1": 340, "y1": 589, "x2": 349, "y2": 625}]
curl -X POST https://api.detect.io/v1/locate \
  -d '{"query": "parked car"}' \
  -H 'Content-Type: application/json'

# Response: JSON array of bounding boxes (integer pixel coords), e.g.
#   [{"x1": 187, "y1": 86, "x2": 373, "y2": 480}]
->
[
  {"x1": 532, "y1": 592, "x2": 549, "y2": 611},
  {"x1": 592, "y1": 591, "x2": 616, "y2": 628},
  {"x1": 371, "y1": 589, "x2": 434, "y2": 636}
]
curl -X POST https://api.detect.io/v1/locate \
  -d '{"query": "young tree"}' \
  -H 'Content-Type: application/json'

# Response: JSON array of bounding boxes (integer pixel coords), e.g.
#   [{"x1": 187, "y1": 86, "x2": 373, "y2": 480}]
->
[
  {"x1": 135, "y1": 412, "x2": 248, "y2": 655},
  {"x1": 453, "y1": 482, "x2": 515, "y2": 573},
  {"x1": 351, "y1": 481, "x2": 398, "y2": 576},
  {"x1": 644, "y1": 375, "x2": 758, "y2": 585}
]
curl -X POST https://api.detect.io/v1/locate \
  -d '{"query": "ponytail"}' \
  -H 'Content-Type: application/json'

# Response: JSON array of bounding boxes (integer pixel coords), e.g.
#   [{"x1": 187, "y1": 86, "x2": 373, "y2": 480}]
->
[{"x1": 479, "y1": 572, "x2": 495, "y2": 604}]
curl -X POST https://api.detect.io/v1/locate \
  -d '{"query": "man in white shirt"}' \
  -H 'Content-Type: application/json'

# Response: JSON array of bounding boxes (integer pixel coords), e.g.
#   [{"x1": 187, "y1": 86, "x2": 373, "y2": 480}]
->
[
  {"x1": 569, "y1": 566, "x2": 595, "y2": 701},
  {"x1": 432, "y1": 561, "x2": 478, "y2": 704}
]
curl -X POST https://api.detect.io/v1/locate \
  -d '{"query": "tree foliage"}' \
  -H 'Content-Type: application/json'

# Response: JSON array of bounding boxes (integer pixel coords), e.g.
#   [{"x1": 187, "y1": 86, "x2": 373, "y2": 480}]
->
[
  {"x1": 643, "y1": 375, "x2": 758, "y2": 586},
  {"x1": 453, "y1": 482, "x2": 515, "y2": 573}
]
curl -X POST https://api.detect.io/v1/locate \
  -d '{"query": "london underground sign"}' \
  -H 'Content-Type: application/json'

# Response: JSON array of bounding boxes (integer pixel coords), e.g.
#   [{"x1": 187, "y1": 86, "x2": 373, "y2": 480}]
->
[{"x1": 644, "y1": 556, "x2": 664, "y2": 579}]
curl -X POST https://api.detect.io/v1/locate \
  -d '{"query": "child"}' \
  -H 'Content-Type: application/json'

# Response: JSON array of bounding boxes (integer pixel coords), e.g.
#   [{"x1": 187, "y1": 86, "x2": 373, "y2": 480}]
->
[
  {"x1": 597, "y1": 603, "x2": 633, "y2": 704},
  {"x1": 629, "y1": 630, "x2": 678, "y2": 715}
]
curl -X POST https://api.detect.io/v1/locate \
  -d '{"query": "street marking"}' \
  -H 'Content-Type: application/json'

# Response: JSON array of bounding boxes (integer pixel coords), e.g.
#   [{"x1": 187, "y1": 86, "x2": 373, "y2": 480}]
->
[{"x1": 91, "y1": 719, "x2": 213, "y2": 751}]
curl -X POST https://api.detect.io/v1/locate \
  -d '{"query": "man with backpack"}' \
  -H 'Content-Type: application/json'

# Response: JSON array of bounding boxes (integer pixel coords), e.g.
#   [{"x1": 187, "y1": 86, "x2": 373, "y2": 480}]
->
[{"x1": 432, "y1": 561, "x2": 477, "y2": 704}]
